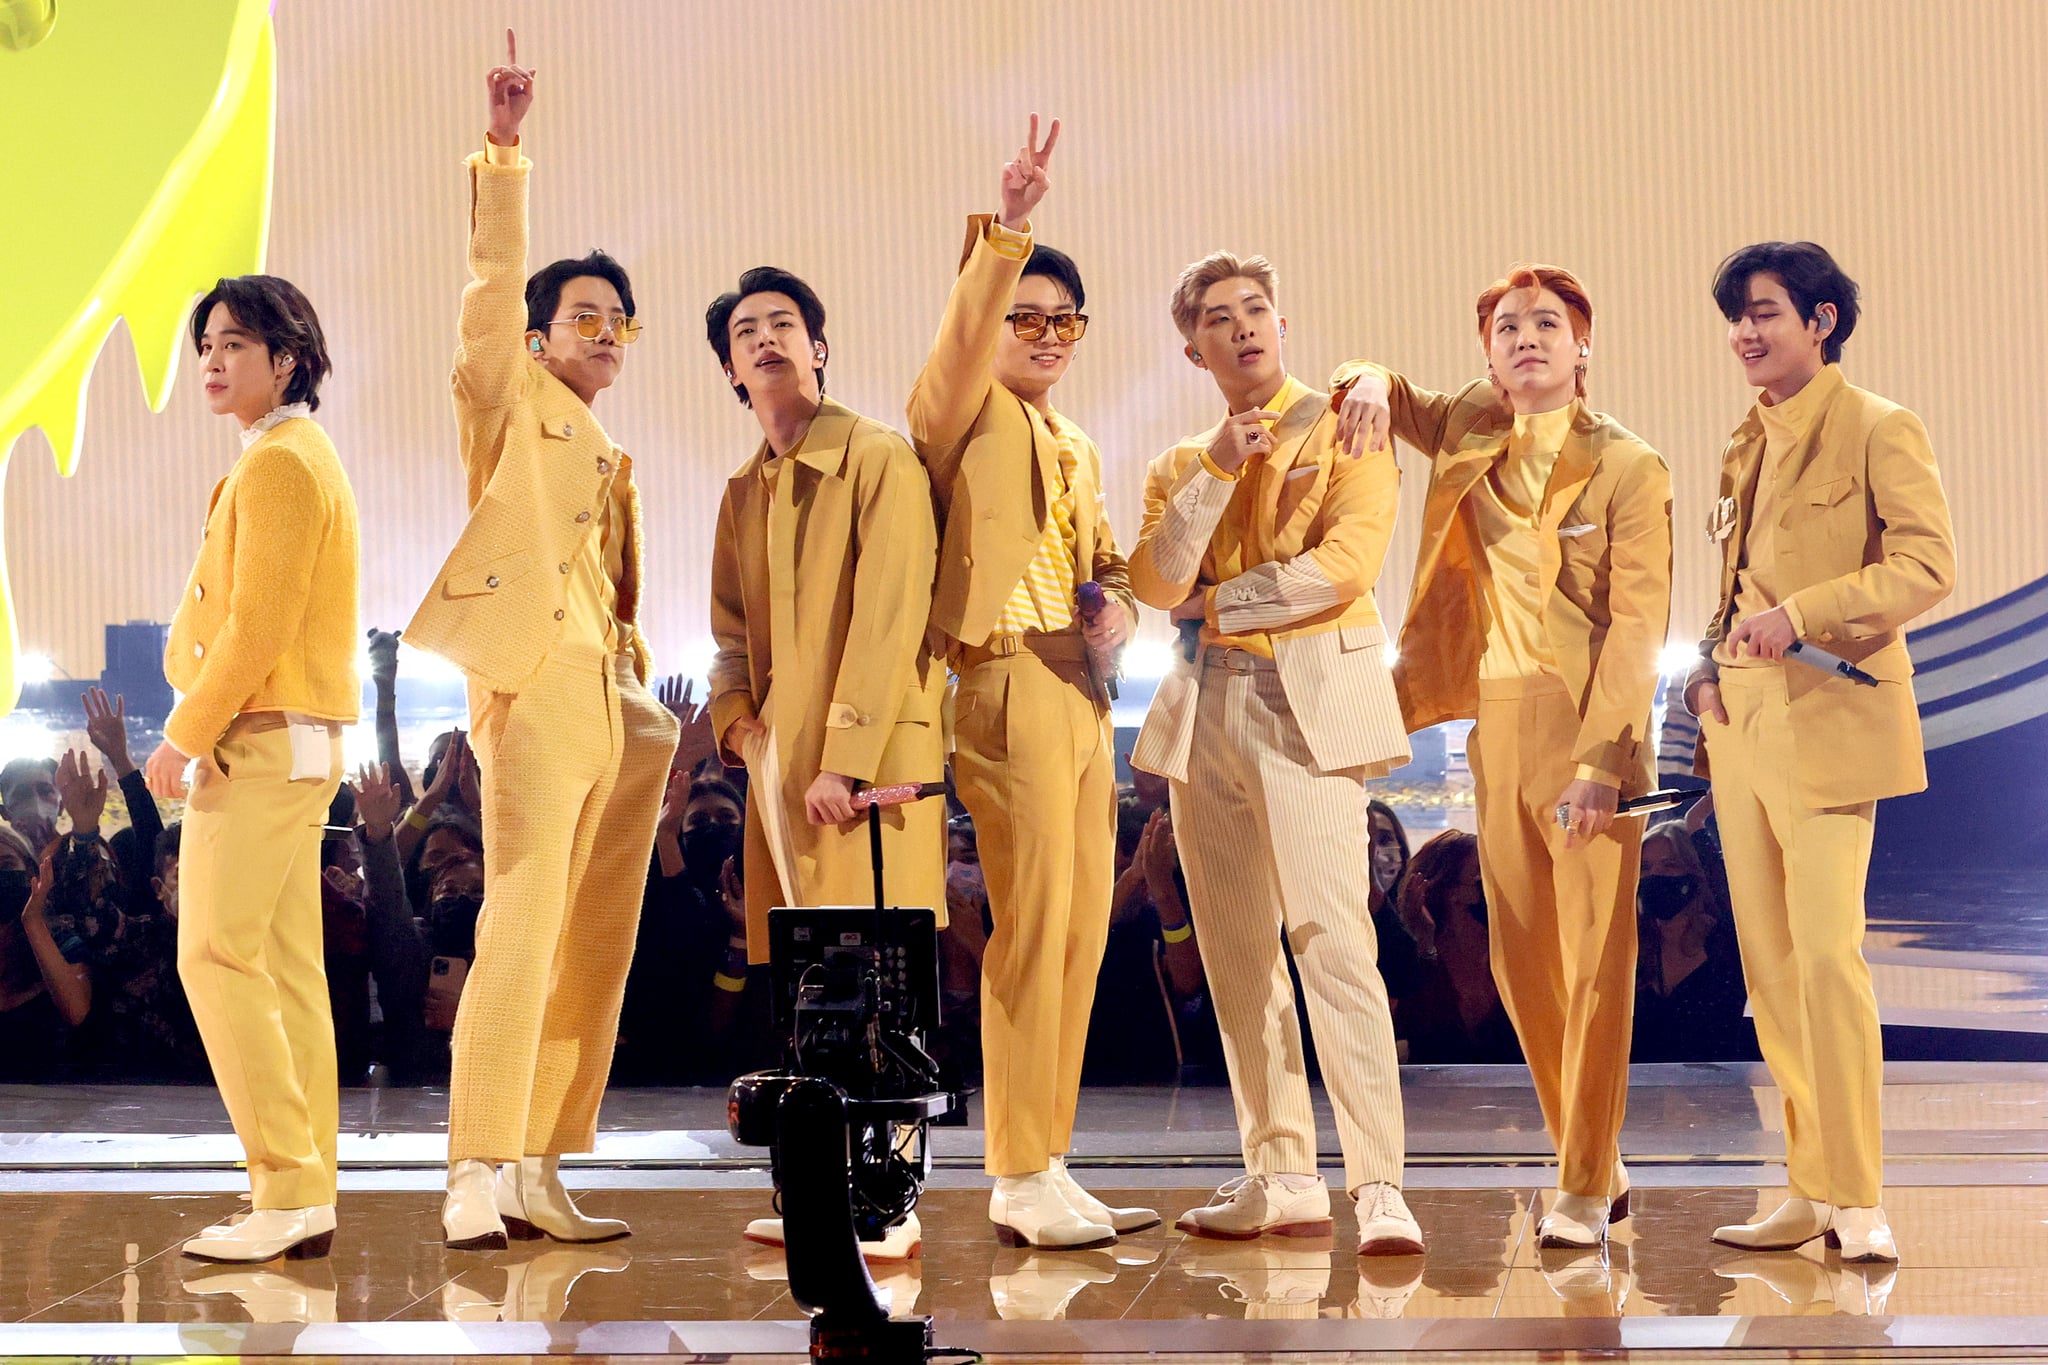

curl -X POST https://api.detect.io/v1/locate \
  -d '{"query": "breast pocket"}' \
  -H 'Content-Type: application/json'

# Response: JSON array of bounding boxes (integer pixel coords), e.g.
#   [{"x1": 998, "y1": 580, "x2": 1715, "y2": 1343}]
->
[
  {"x1": 1556, "y1": 522, "x2": 1609, "y2": 596},
  {"x1": 1788, "y1": 475, "x2": 1865, "y2": 544},
  {"x1": 442, "y1": 548, "x2": 537, "y2": 599}
]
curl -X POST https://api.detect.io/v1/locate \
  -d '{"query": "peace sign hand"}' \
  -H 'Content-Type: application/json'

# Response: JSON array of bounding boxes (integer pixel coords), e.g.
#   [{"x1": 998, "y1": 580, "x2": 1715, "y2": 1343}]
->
[
  {"x1": 487, "y1": 28, "x2": 537, "y2": 145},
  {"x1": 998, "y1": 113, "x2": 1062, "y2": 231}
]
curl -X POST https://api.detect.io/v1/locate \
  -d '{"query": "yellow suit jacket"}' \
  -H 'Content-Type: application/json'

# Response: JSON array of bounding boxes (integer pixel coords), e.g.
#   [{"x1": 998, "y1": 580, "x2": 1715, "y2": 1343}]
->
[
  {"x1": 1686, "y1": 372, "x2": 1955, "y2": 806},
  {"x1": 1127, "y1": 379, "x2": 1410, "y2": 781},
  {"x1": 708, "y1": 399, "x2": 948, "y2": 955},
  {"x1": 163, "y1": 417, "x2": 361, "y2": 757},
  {"x1": 1367, "y1": 367, "x2": 1672, "y2": 797},
  {"x1": 405, "y1": 148, "x2": 651, "y2": 694},
  {"x1": 906, "y1": 215, "x2": 1135, "y2": 658}
]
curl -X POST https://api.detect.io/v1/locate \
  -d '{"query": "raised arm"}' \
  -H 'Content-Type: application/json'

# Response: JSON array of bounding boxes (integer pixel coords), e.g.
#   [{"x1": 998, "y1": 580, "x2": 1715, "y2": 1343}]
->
[
  {"x1": 907, "y1": 118, "x2": 1060, "y2": 474},
  {"x1": 1332, "y1": 361, "x2": 1464, "y2": 459},
  {"x1": 453, "y1": 29, "x2": 537, "y2": 419}
]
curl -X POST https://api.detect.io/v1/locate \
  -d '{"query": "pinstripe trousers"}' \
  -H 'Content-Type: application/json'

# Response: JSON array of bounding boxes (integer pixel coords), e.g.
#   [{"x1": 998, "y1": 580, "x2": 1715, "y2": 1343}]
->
[{"x1": 1169, "y1": 654, "x2": 1406, "y2": 1195}]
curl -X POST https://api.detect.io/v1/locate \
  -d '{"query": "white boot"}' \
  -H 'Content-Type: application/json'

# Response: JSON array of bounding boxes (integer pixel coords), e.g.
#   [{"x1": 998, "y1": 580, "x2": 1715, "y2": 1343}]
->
[
  {"x1": 1049, "y1": 1156, "x2": 1160, "y2": 1234},
  {"x1": 182, "y1": 1264, "x2": 338, "y2": 1322},
  {"x1": 1712, "y1": 1195, "x2": 1832, "y2": 1251},
  {"x1": 1537, "y1": 1190, "x2": 1610, "y2": 1249},
  {"x1": 499, "y1": 1156, "x2": 629, "y2": 1243},
  {"x1": 990, "y1": 1170, "x2": 1116, "y2": 1249},
  {"x1": 182, "y1": 1205, "x2": 336, "y2": 1263},
  {"x1": 1828, "y1": 1205, "x2": 1899, "y2": 1263},
  {"x1": 742, "y1": 1211, "x2": 922, "y2": 1260},
  {"x1": 988, "y1": 1248, "x2": 1118, "y2": 1320},
  {"x1": 443, "y1": 1158, "x2": 507, "y2": 1251}
]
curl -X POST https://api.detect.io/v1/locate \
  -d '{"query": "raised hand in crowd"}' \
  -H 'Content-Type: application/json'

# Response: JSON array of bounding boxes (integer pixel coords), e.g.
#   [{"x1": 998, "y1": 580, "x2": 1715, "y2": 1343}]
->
[
  {"x1": 54, "y1": 749, "x2": 108, "y2": 840},
  {"x1": 396, "y1": 729, "x2": 469, "y2": 866},
  {"x1": 18, "y1": 845, "x2": 89, "y2": 1027},
  {"x1": 486, "y1": 28, "x2": 535, "y2": 146},
  {"x1": 352, "y1": 763, "x2": 403, "y2": 843},
  {"x1": 80, "y1": 688, "x2": 136, "y2": 779},
  {"x1": 654, "y1": 768, "x2": 689, "y2": 879},
  {"x1": 365, "y1": 629, "x2": 416, "y2": 807},
  {"x1": 657, "y1": 675, "x2": 719, "y2": 776}
]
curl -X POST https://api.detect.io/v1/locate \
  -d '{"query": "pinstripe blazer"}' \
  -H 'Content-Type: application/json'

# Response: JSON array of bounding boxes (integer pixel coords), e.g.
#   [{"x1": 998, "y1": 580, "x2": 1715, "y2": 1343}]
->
[{"x1": 1127, "y1": 379, "x2": 1410, "y2": 782}]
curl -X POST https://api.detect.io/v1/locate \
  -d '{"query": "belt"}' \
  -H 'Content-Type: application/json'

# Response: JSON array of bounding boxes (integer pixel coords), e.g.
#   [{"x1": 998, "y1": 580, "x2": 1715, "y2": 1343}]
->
[
  {"x1": 956, "y1": 631, "x2": 1092, "y2": 669},
  {"x1": 1200, "y1": 645, "x2": 1277, "y2": 673}
]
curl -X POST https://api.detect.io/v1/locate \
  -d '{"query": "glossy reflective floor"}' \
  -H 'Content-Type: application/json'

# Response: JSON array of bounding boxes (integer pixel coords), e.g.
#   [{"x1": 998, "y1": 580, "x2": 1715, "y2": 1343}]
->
[{"x1": 7, "y1": 1067, "x2": 2048, "y2": 1361}]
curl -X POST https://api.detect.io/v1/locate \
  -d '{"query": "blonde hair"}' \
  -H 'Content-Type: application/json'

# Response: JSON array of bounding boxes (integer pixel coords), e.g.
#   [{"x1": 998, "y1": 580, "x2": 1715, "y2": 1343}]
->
[{"x1": 1170, "y1": 251, "x2": 1278, "y2": 341}]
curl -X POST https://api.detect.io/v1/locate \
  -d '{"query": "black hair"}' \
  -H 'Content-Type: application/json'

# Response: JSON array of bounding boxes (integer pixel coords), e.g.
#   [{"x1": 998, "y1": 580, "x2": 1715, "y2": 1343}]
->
[
  {"x1": 525, "y1": 250, "x2": 637, "y2": 335},
  {"x1": 1711, "y1": 241, "x2": 1861, "y2": 365},
  {"x1": 1022, "y1": 244, "x2": 1085, "y2": 312},
  {"x1": 403, "y1": 810, "x2": 484, "y2": 911},
  {"x1": 0, "y1": 756, "x2": 55, "y2": 797},
  {"x1": 189, "y1": 275, "x2": 332, "y2": 410},
  {"x1": 704, "y1": 266, "x2": 828, "y2": 407},
  {"x1": 154, "y1": 821, "x2": 183, "y2": 874},
  {"x1": 687, "y1": 777, "x2": 744, "y2": 810}
]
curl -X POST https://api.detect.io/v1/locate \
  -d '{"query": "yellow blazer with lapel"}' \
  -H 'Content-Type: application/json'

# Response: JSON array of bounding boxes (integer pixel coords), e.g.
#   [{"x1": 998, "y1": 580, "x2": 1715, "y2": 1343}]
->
[
  {"x1": 405, "y1": 148, "x2": 651, "y2": 694},
  {"x1": 1686, "y1": 370, "x2": 1954, "y2": 806},
  {"x1": 906, "y1": 215, "x2": 1135, "y2": 650},
  {"x1": 163, "y1": 417, "x2": 361, "y2": 757},
  {"x1": 1364, "y1": 367, "x2": 1672, "y2": 796},
  {"x1": 1127, "y1": 379, "x2": 1409, "y2": 781},
  {"x1": 707, "y1": 399, "x2": 948, "y2": 950}
]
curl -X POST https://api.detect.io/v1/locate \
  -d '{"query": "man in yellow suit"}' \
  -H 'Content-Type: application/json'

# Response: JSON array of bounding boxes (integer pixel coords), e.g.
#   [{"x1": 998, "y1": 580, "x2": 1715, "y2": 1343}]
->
[
  {"x1": 905, "y1": 117, "x2": 1149, "y2": 1250},
  {"x1": 144, "y1": 274, "x2": 357, "y2": 1263},
  {"x1": 1128, "y1": 253, "x2": 1422, "y2": 1257},
  {"x1": 1686, "y1": 242, "x2": 1954, "y2": 1264},
  {"x1": 405, "y1": 34, "x2": 677, "y2": 1250}
]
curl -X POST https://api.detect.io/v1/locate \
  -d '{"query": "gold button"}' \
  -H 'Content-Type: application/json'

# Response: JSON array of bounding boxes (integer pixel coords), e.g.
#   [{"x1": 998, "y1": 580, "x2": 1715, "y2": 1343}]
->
[
  {"x1": 563, "y1": 423, "x2": 575, "y2": 438},
  {"x1": 554, "y1": 609, "x2": 566, "y2": 621},
  {"x1": 486, "y1": 575, "x2": 500, "y2": 589},
  {"x1": 576, "y1": 511, "x2": 592, "y2": 523},
  {"x1": 193, "y1": 643, "x2": 205, "y2": 658},
  {"x1": 597, "y1": 458, "x2": 611, "y2": 474},
  {"x1": 193, "y1": 585, "x2": 204, "y2": 601},
  {"x1": 559, "y1": 563, "x2": 570, "y2": 573}
]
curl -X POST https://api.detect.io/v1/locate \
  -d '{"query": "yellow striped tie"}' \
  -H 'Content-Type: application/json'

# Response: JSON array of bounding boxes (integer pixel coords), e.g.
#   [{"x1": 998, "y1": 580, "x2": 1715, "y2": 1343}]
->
[{"x1": 993, "y1": 413, "x2": 1080, "y2": 634}]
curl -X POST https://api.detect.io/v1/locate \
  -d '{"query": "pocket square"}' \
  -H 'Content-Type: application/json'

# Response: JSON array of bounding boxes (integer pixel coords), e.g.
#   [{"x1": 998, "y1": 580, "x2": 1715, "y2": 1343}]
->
[
  {"x1": 1558, "y1": 523, "x2": 1599, "y2": 538},
  {"x1": 1284, "y1": 465, "x2": 1319, "y2": 482},
  {"x1": 1707, "y1": 495, "x2": 1738, "y2": 543}
]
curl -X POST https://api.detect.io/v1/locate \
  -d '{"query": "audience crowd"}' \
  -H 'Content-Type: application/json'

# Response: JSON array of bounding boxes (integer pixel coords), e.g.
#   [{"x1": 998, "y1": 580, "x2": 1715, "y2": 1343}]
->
[{"x1": 0, "y1": 636, "x2": 1757, "y2": 1086}]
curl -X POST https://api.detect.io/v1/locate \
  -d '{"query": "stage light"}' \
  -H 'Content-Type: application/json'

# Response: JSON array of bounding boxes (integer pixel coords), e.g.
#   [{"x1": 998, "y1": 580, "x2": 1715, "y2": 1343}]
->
[
  {"x1": 1121, "y1": 637, "x2": 1176, "y2": 681},
  {"x1": 16, "y1": 652, "x2": 54, "y2": 685},
  {"x1": 1658, "y1": 642, "x2": 1697, "y2": 676}
]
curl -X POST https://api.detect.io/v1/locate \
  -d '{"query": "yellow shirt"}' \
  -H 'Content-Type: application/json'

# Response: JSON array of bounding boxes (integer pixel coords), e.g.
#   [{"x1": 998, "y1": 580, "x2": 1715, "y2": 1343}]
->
[
  {"x1": 1471, "y1": 404, "x2": 1570, "y2": 681},
  {"x1": 990, "y1": 408, "x2": 1083, "y2": 635},
  {"x1": 1199, "y1": 374, "x2": 1308, "y2": 658},
  {"x1": 1716, "y1": 364, "x2": 1841, "y2": 667}
]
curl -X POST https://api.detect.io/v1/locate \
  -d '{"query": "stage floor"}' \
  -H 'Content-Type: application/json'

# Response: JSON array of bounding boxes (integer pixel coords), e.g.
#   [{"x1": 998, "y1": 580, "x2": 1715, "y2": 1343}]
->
[{"x1": 3, "y1": 1065, "x2": 2047, "y2": 1361}]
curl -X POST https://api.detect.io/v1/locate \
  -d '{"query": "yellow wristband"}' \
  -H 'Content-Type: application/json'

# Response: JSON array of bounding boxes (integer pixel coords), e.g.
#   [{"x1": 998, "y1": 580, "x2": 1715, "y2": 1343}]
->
[
  {"x1": 713, "y1": 971, "x2": 748, "y2": 994},
  {"x1": 402, "y1": 807, "x2": 432, "y2": 833},
  {"x1": 1161, "y1": 920, "x2": 1193, "y2": 944}
]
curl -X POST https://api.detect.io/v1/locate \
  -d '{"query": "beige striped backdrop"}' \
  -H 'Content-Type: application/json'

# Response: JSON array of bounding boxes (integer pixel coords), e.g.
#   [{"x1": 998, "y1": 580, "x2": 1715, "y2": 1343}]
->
[{"x1": 8, "y1": 0, "x2": 2043, "y2": 682}]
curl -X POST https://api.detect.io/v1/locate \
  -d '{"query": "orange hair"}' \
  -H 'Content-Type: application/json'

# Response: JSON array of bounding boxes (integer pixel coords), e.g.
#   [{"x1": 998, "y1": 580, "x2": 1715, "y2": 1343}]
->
[{"x1": 1476, "y1": 263, "x2": 1593, "y2": 396}]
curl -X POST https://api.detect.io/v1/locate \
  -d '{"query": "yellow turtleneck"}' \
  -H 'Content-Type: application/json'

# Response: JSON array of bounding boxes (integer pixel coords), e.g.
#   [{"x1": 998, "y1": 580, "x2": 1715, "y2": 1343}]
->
[
  {"x1": 1470, "y1": 403, "x2": 1573, "y2": 682},
  {"x1": 1717, "y1": 363, "x2": 1842, "y2": 667}
]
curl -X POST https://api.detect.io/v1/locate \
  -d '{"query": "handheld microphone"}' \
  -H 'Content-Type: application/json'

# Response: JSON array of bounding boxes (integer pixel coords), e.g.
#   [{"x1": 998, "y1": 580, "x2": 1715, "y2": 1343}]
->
[
  {"x1": 851, "y1": 781, "x2": 947, "y2": 811},
  {"x1": 1075, "y1": 581, "x2": 1121, "y2": 700},
  {"x1": 1786, "y1": 641, "x2": 1880, "y2": 688}
]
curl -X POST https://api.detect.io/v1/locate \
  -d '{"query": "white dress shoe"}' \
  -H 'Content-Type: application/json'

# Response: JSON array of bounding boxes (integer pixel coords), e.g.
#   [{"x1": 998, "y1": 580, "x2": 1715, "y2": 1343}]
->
[
  {"x1": 1828, "y1": 1205, "x2": 1899, "y2": 1263},
  {"x1": 1183, "y1": 1242, "x2": 1332, "y2": 1319},
  {"x1": 742, "y1": 1211, "x2": 922, "y2": 1260},
  {"x1": 1350, "y1": 1259, "x2": 1424, "y2": 1319},
  {"x1": 444, "y1": 1158, "x2": 508, "y2": 1251},
  {"x1": 1049, "y1": 1156, "x2": 1161, "y2": 1234},
  {"x1": 991, "y1": 1171, "x2": 1116, "y2": 1250},
  {"x1": 182, "y1": 1266, "x2": 338, "y2": 1322},
  {"x1": 1712, "y1": 1195, "x2": 1832, "y2": 1251},
  {"x1": 1176, "y1": 1174, "x2": 1331, "y2": 1241},
  {"x1": 498, "y1": 1156, "x2": 629, "y2": 1243},
  {"x1": 1537, "y1": 1190, "x2": 1610, "y2": 1249},
  {"x1": 1354, "y1": 1182, "x2": 1425, "y2": 1257},
  {"x1": 181, "y1": 1205, "x2": 336, "y2": 1263}
]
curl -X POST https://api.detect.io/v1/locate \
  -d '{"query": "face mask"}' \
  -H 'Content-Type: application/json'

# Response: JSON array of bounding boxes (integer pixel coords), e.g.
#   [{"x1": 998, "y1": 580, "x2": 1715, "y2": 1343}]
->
[
  {"x1": 11, "y1": 795, "x2": 57, "y2": 838},
  {"x1": 681, "y1": 824, "x2": 742, "y2": 886},
  {"x1": 429, "y1": 893, "x2": 484, "y2": 960},
  {"x1": 0, "y1": 869, "x2": 31, "y2": 925},
  {"x1": 1638, "y1": 874, "x2": 1699, "y2": 922},
  {"x1": 1370, "y1": 846, "x2": 1404, "y2": 893}
]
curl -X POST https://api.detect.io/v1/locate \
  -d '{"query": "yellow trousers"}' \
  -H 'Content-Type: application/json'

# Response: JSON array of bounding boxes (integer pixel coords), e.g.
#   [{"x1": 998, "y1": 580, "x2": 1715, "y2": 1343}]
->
[
  {"x1": 1705, "y1": 667, "x2": 1883, "y2": 1207},
  {"x1": 453, "y1": 648, "x2": 677, "y2": 1161},
  {"x1": 1171, "y1": 656, "x2": 1405, "y2": 1195},
  {"x1": 178, "y1": 716, "x2": 343, "y2": 1209},
  {"x1": 1471, "y1": 677, "x2": 1638, "y2": 1200},
  {"x1": 952, "y1": 639, "x2": 1115, "y2": 1178}
]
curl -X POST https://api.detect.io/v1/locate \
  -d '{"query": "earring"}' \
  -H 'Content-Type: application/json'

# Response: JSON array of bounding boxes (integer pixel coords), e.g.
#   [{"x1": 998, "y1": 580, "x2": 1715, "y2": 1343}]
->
[
  {"x1": 1278, "y1": 324, "x2": 1287, "y2": 339},
  {"x1": 725, "y1": 369, "x2": 735, "y2": 382}
]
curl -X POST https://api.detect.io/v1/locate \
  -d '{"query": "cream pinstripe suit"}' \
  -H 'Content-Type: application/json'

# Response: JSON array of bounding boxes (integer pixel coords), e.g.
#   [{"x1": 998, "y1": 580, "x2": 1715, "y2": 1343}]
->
[
  {"x1": 1129, "y1": 377, "x2": 1411, "y2": 1194},
  {"x1": 406, "y1": 143, "x2": 676, "y2": 1162}
]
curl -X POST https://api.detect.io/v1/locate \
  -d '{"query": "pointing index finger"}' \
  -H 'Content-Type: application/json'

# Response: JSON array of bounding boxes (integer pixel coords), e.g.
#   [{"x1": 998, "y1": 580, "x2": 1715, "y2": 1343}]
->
[{"x1": 506, "y1": 28, "x2": 517, "y2": 68}]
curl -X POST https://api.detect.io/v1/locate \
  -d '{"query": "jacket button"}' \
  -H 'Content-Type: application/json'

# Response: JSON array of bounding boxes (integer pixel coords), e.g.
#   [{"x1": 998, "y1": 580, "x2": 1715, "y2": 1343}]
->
[
  {"x1": 193, "y1": 585, "x2": 204, "y2": 601},
  {"x1": 193, "y1": 643, "x2": 205, "y2": 659},
  {"x1": 963, "y1": 555, "x2": 974, "y2": 567},
  {"x1": 559, "y1": 562, "x2": 571, "y2": 574},
  {"x1": 554, "y1": 609, "x2": 566, "y2": 621},
  {"x1": 563, "y1": 423, "x2": 575, "y2": 438},
  {"x1": 576, "y1": 511, "x2": 592, "y2": 523},
  {"x1": 486, "y1": 575, "x2": 500, "y2": 588},
  {"x1": 597, "y1": 458, "x2": 611, "y2": 474},
  {"x1": 1524, "y1": 573, "x2": 1539, "y2": 586}
]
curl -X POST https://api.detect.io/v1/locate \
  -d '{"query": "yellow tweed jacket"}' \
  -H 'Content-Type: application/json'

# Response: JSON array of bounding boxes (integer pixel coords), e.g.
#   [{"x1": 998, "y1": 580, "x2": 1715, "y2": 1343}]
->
[
  {"x1": 1365, "y1": 367, "x2": 1672, "y2": 797},
  {"x1": 905, "y1": 215, "x2": 1135, "y2": 654},
  {"x1": 405, "y1": 147, "x2": 652, "y2": 694},
  {"x1": 1686, "y1": 371, "x2": 1955, "y2": 806},
  {"x1": 163, "y1": 416, "x2": 361, "y2": 756}
]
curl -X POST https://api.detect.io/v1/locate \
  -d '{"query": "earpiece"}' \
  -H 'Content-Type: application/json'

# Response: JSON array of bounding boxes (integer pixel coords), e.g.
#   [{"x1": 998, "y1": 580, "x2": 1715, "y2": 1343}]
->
[
  {"x1": 528, "y1": 336, "x2": 544, "y2": 355},
  {"x1": 725, "y1": 369, "x2": 735, "y2": 382},
  {"x1": 1278, "y1": 323, "x2": 1287, "y2": 339},
  {"x1": 1579, "y1": 343, "x2": 1590, "y2": 358},
  {"x1": 813, "y1": 342, "x2": 826, "y2": 359}
]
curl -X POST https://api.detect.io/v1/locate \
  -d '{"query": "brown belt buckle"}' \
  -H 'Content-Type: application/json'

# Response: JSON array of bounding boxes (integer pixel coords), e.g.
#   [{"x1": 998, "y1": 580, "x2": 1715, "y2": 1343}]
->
[{"x1": 988, "y1": 635, "x2": 1020, "y2": 659}]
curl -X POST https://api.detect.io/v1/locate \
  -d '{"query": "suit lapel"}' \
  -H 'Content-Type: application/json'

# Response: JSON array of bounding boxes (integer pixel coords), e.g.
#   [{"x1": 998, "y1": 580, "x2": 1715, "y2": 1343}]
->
[
  {"x1": 1535, "y1": 413, "x2": 1600, "y2": 595},
  {"x1": 1259, "y1": 387, "x2": 1331, "y2": 553}
]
